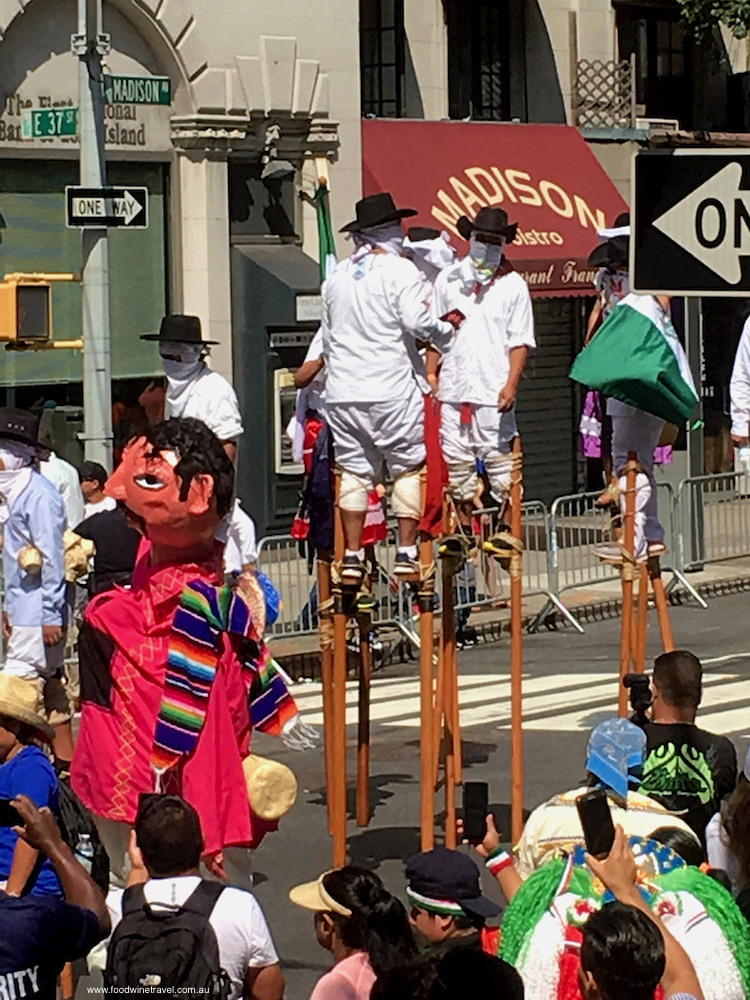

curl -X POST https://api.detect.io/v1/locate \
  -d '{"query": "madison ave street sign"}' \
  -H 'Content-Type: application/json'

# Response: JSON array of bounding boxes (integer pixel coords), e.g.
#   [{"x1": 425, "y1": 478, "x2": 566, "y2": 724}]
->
[
  {"x1": 633, "y1": 149, "x2": 750, "y2": 296},
  {"x1": 66, "y1": 186, "x2": 148, "y2": 228},
  {"x1": 104, "y1": 75, "x2": 171, "y2": 106}
]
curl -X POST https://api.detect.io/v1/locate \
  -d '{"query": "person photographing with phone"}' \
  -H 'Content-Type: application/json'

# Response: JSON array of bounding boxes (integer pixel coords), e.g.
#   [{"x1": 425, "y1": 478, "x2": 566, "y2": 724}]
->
[
  {"x1": 0, "y1": 794, "x2": 109, "y2": 1000},
  {"x1": 581, "y1": 825, "x2": 705, "y2": 1000}
]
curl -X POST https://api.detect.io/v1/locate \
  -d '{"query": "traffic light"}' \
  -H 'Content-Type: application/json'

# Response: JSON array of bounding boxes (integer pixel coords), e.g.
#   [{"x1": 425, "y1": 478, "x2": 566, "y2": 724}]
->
[{"x1": 0, "y1": 276, "x2": 51, "y2": 342}]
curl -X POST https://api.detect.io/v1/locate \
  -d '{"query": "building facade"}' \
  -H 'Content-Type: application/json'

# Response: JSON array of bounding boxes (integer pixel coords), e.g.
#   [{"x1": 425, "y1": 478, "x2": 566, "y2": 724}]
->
[{"x1": 0, "y1": 0, "x2": 744, "y2": 533}]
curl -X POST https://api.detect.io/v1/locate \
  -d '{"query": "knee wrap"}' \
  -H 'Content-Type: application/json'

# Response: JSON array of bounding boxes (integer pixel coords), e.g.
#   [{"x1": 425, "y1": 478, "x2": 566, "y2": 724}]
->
[
  {"x1": 485, "y1": 453, "x2": 514, "y2": 503},
  {"x1": 391, "y1": 467, "x2": 424, "y2": 519},
  {"x1": 339, "y1": 470, "x2": 372, "y2": 512},
  {"x1": 446, "y1": 460, "x2": 479, "y2": 503}
]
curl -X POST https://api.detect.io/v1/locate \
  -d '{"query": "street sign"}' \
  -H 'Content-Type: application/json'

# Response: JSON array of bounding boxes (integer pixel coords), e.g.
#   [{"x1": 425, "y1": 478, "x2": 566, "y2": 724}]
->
[
  {"x1": 22, "y1": 107, "x2": 77, "y2": 138},
  {"x1": 104, "y1": 74, "x2": 171, "y2": 106},
  {"x1": 65, "y1": 186, "x2": 148, "y2": 229},
  {"x1": 633, "y1": 149, "x2": 750, "y2": 296}
]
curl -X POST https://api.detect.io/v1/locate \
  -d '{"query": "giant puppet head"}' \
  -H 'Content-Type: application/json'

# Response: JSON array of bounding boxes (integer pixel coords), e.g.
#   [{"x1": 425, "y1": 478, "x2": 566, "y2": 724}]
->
[{"x1": 106, "y1": 417, "x2": 234, "y2": 550}]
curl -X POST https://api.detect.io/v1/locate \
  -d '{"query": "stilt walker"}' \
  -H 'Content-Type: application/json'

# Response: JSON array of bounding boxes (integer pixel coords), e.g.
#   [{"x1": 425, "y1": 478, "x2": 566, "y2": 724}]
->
[{"x1": 321, "y1": 193, "x2": 458, "y2": 864}]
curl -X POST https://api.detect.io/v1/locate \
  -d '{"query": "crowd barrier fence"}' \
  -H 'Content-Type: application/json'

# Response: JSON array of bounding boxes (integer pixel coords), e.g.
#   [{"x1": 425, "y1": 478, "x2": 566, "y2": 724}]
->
[{"x1": 256, "y1": 470, "x2": 750, "y2": 644}]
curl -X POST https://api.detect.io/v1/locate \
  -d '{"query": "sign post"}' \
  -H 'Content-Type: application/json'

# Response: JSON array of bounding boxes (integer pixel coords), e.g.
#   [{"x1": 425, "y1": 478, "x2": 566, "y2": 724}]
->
[{"x1": 72, "y1": 0, "x2": 113, "y2": 468}]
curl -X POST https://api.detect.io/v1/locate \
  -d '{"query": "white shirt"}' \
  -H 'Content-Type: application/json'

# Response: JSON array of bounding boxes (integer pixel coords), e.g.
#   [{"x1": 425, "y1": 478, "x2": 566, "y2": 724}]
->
[
  {"x1": 301, "y1": 328, "x2": 326, "y2": 416},
  {"x1": 165, "y1": 370, "x2": 244, "y2": 442},
  {"x1": 40, "y1": 453, "x2": 85, "y2": 528},
  {"x1": 433, "y1": 260, "x2": 536, "y2": 405},
  {"x1": 105, "y1": 877, "x2": 278, "y2": 1000},
  {"x1": 83, "y1": 495, "x2": 117, "y2": 519},
  {"x1": 705, "y1": 811, "x2": 740, "y2": 893},
  {"x1": 222, "y1": 500, "x2": 258, "y2": 573},
  {"x1": 321, "y1": 252, "x2": 453, "y2": 404},
  {"x1": 730, "y1": 316, "x2": 750, "y2": 438}
]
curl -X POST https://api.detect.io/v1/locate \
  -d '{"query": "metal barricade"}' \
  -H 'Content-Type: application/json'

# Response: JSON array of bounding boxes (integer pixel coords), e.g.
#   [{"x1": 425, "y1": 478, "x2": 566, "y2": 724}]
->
[
  {"x1": 256, "y1": 532, "x2": 409, "y2": 641},
  {"x1": 678, "y1": 471, "x2": 750, "y2": 571}
]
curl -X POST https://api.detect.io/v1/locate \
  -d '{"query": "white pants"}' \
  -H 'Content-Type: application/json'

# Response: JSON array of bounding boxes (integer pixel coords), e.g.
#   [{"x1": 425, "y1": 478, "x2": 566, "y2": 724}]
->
[
  {"x1": 610, "y1": 401, "x2": 665, "y2": 555},
  {"x1": 327, "y1": 389, "x2": 425, "y2": 484},
  {"x1": 441, "y1": 402, "x2": 517, "y2": 504},
  {"x1": 5, "y1": 626, "x2": 65, "y2": 680}
]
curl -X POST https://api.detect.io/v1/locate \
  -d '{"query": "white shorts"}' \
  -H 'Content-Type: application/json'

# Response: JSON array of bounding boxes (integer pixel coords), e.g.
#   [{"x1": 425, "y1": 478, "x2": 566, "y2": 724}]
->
[
  {"x1": 5, "y1": 626, "x2": 65, "y2": 680},
  {"x1": 440, "y1": 403, "x2": 517, "y2": 464},
  {"x1": 327, "y1": 390, "x2": 425, "y2": 480}
]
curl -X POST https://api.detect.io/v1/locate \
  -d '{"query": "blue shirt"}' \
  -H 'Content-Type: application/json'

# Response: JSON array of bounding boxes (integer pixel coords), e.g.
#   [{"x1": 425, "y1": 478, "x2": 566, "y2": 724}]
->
[
  {"x1": 0, "y1": 894, "x2": 101, "y2": 1000},
  {"x1": 0, "y1": 746, "x2": 62, "y2": 897},
  {"x1": 2, "y1": 471, "x2": 66, "y2": 627}
]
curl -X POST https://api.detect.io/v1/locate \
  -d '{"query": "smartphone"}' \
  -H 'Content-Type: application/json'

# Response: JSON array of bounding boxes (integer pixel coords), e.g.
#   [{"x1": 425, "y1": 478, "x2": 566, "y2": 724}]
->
[
  {"x1": 576, "y1": 789, "x2": 615, "y2": 859},
  {"x1": 463, "y1": 782, "x2": 489, "y2": 843},
  {"x1": 0, "y1": 800, "x2": 22, "y2": 827}
]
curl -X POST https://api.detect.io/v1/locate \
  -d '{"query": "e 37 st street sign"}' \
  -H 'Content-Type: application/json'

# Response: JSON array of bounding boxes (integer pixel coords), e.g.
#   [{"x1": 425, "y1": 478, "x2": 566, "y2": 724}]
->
[{"x1": 632, "y1": 149, "x2": 750, "y2": 296}]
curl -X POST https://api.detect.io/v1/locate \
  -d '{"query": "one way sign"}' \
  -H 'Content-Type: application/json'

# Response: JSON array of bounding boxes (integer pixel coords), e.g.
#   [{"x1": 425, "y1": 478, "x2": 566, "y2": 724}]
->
[
  {"x1": 65, "y1": 186, "x2": 148, "y2": 229},
  {"x1": 633, "y1": 150, "x2": 750, "y2": 296}
]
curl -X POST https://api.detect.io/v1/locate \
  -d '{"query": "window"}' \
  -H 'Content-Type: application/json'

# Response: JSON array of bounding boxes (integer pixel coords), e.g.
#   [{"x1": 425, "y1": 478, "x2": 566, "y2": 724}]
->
[
  {"x1": 360, "y1": 0, "x2": 405, "y2": 117},
  {"x1": 618, "y1": 5, "x2": 691, "y2": 126},
  {"x1": 446, "y1": 0, "x2": 510, "y2": 121}
]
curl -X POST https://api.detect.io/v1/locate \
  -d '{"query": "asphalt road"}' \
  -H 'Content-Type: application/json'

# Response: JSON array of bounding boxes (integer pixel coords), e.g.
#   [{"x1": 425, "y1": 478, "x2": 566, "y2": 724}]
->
[{"x1": 248, "y1": 589, "x2": 750, "y2": 1000}]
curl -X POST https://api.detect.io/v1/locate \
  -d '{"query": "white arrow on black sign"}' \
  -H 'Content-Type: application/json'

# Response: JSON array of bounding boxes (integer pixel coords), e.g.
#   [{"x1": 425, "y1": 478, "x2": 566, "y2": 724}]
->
[
  {"x1": 71, "y1": 189, "x2": 143, "y2": 226},
  {"x1": 654, "y1": 162, "x2": 750, "y2": 284}
]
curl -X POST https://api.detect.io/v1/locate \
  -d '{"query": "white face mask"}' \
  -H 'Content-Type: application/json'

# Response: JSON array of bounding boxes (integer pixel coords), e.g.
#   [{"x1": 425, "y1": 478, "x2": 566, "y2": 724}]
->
[
  {"x1": 161, "y1": 342, "x2": 207, "y2": 416},
  {"x1": 0, "y1": 440, "x2": 36, "y2": 471},
  {"x1": 351, "y1": 222, "x2": 405, "y2": 262},
  {"x1": 469, "y1": 236, "x2": 505, "y2": 283}
]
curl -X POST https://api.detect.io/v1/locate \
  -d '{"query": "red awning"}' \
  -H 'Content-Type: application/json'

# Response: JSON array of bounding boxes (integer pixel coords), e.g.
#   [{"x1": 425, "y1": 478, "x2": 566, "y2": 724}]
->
[{"x1": 362, "y1": 119, "x2": 629, "y2": 298}]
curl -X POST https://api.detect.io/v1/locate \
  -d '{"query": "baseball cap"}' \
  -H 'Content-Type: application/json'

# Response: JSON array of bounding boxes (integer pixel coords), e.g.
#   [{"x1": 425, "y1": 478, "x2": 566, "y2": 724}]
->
[{"x1": 405, "y1": 846, "x2": 501, "y2": 919}]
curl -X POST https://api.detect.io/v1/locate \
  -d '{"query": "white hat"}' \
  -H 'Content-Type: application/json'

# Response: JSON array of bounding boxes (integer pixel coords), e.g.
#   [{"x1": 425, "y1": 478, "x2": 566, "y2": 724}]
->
[{"x1": 0, "y1": 674, "x2": 54, "y2": 742}]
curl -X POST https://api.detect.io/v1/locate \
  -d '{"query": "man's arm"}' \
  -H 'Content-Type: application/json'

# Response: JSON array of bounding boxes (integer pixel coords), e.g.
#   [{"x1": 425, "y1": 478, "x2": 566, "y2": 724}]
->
[
  {"x1": 5, "y1": 838, "x2": 41, "y2": 896},
  {"x1": 30, "y1": 486, "x2": 66, "y2": 638},
  {"x1": 396, "y1": 266, "x2": 456, "y2": 351},
  {"x1": 459, "y1": 813, "x2": 522, "y2": 901},
  {"x1": 295, "y1": 356, "x2": 325, "y2": 389},
  {"x1": 498, "y1": 346, "x2": 530, "y2": 412},
  {"x1": 587, "y1": 826, "x2": 704, "y2": 1000},
  {"x1": 244, "y1": 964, "x2": 285, "y2": 1000},
  {"x1": 12, "y1": 795, "x2": 110, "y2": 938}
]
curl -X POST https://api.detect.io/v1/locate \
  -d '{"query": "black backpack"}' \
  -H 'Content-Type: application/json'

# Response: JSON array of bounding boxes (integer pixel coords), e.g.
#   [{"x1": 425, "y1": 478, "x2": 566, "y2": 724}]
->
[
  {"x1": 56, "y1": 779, "x2": 110, "y2": 894},
  {"x1": 104, "y1": 881, "x2": 232, "y2": 999}
]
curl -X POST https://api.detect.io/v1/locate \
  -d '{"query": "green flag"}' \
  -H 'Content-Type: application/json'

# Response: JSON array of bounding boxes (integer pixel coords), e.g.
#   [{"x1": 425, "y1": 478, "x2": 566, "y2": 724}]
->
[
  {"x1": 570, "y1": 293, "x2": 698, "y2": 425},
  {"x1": 315, "y1": 181, "x2": 337, "y2": 284}
]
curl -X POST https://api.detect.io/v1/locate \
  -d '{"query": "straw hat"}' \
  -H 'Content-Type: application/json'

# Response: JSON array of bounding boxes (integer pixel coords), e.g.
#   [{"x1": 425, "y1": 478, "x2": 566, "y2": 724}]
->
[
  {"x1": 289, "y1": 871, "x2": 352, "y2": 916},
  {"x1": 0, "y1": 674, "x2": 54, "y2": 742},
  {"x1": 242, "y1": 754, "x2": 298, "y2": 821}
]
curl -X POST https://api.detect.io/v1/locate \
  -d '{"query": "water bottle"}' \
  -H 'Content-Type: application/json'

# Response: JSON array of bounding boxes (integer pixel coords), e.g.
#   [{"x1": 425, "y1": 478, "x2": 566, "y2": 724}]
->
[
  {"x1": 739, "y1": 446, "x2": 750, "y2": 473},
  {"x1": 75, "y1": 833, "x2": 94, "y2": 873}
]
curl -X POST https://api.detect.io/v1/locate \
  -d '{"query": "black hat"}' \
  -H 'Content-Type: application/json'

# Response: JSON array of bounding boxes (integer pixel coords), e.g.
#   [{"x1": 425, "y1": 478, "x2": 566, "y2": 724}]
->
[
  {"x1": 407, "y1": 226, "x2": 441, "y2": 242},
  {"x1": 141, "y1": 314, "x2": 219, "y2": 345},
  {"x1": 588, "y1": 235, "x2": 629, "y2": 269},
  {"x1": 340, "y1": 192, "x2": 417, "y2": 233},
  {"x1": 456, "y1": 207, "x2": 518, "y2": 244},
  {"x1": 0, "y1": 408, "x2": 44, "y2": 451},
  {"x1": 405, "y1": 846, "x2": 502, "y2": 919}
]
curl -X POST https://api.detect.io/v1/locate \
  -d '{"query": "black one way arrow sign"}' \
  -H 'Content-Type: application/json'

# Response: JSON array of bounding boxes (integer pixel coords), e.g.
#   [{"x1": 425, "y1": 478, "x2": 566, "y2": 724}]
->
[
  {"x1": 65, "y1": 186, "x2": 148, "y2": 229},
  {"x1": 632, "y1": 150, "x2": 750, "y2": 296}
]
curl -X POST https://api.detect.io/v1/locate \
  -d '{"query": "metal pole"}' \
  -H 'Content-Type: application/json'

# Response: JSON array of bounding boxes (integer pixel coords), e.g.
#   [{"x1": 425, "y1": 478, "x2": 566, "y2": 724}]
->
[
  {"x1": 618, "y1": 455, "x2": 638, "y2": 716},
  {"x1": 685, "y1": 297, "x2": 704, "y2": 567},
  {"x1": 74, "y1": 0, "x2": 113, "y2": 468}
]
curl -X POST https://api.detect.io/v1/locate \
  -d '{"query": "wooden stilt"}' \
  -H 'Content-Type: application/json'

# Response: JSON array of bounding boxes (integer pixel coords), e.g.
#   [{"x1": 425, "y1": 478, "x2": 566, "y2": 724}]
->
[
  {"x1": 432, "y1": 630, "x2": 445, "y2": 792},
  {"x1": 317, "y1": 556, "x2": 335, "y2": 835},
  {"x1": 419, "y1": 523, "x2": 436, "y2": 850},
  {"x1": 331, "y1": 484, "x2": 348, "y2": 868},
  {"x1": 633, "y1": 562, "x2": 649, "y2": 674},
  {"x1": 649, "y1": 557, "x2": 675, "y2": 653},
  {"x1": 356, "y1": 613, "x2": 372, "y2": 827},
  {"x1": 509, "y1": 437, "x2": 525, "y2": 845},
  {"x1": 452, "y1": 637, "x2": 462, "y2": 786},
  {"x1": 441, "y1": 494, "x2": 458, "y2": 849},
  {"x1": 618, "y1": 455, "x2": 638, "y2": 716}
]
